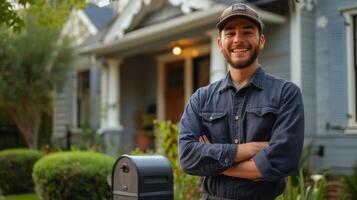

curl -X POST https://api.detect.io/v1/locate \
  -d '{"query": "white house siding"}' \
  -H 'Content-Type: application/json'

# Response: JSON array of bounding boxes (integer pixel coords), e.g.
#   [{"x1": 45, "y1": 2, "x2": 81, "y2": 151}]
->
[
  {"x1": 259, "y1": 22, "x2": 290, "y2": 80},
  {"x1": 53, "y1": 73, "x2": 76, "y2": 147},
  {"x1": 312, "y1": 0, "x2": 357, "y2": 174},
  {"x1": 301, "y1": 8, "x2": 316, "y2": 136}
]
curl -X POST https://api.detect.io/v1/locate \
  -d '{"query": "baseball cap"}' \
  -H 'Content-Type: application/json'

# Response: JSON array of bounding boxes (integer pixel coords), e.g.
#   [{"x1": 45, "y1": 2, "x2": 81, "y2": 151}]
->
[{"x1": 216, "y1": 3, "x2": 263, "y2": 31}]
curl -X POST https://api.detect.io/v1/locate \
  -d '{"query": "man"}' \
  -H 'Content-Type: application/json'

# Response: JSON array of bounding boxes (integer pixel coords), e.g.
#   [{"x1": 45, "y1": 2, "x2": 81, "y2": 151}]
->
[{"x1": 178, "y1": 3, "x2": 304, "y2": 200}]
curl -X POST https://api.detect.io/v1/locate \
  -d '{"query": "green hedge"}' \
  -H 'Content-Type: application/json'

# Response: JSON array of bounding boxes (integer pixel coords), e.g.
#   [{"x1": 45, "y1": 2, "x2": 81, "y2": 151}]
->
[
  {"x1": 33, "y1": 151, "x2": 115, "y2": 200},
  {"x1": 0, "y1": 148, "x2": 43, "y2": 195}
]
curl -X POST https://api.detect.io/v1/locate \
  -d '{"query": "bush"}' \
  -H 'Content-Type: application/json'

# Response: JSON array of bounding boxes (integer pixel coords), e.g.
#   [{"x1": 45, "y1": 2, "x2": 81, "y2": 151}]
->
[
  {"x1": 131, "y1": 121, "x2": 201, "y2": 199},
  {"x1": 33, "y1": 151, "x2": 115, "y2": 200},
  {"x1": 343, "y1": 165, "x2": 357, "y2": 200},
  {"x1": 0, "y1": 148, "x2": 43, "y2": 195},
  {"x1": 155, "y1": 121, "x2": 200, "y2": 200}
]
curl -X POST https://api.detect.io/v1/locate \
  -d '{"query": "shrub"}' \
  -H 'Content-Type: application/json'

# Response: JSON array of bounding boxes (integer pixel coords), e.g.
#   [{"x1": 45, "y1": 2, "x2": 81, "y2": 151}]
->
[
  {"x1": 130, "y1": 121, "x2": 201, "y2": 200},
  {"x1": 343, "y1": 165, "x2": 357, "y2": 200},
  {"x1": 155, "y1": 121, "x2": 201, "y2": 200},
  {"x1": 33, "y1": 151, "x2": 115, "y2": 200},
  {"x1": 0, "y1": 148, "x2": 43, "y2": 195}
]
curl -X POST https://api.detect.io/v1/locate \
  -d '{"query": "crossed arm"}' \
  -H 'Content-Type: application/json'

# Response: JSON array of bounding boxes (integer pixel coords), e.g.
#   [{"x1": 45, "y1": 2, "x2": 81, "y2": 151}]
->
[{"x1": 199, "y1": 135, "x2": 268, "y2": 180}]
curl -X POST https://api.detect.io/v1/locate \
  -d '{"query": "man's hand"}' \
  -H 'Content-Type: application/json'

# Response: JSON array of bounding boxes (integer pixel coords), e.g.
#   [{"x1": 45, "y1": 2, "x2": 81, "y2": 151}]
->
[
  {"x1": 235, "y1": 141, "x2": 268, "y2": 162},
  {"x1": 199, "y1": 135, "x2": 211, "y2": 144},
  {"x1": 198, "y1": 134, "x2": 267, "y2": 180},
  {"x1": 222, "y1": 159, "x2": 263, "y2": 180},
  {"x1": 198, "y1": 134, "x2": 268, "y2": 162}
]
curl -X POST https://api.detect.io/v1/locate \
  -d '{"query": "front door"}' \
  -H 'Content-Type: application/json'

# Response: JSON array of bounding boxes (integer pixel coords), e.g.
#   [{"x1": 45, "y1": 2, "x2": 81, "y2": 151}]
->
[{"x1": 165, "y1": 60, "x2": 184, "y2": 123}]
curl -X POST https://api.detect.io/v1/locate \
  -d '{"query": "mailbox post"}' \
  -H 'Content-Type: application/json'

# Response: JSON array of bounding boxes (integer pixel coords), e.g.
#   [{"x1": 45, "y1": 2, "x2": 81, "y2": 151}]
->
[{"x1": 112, "y1": 154, "x2": 173, "y2": 200}]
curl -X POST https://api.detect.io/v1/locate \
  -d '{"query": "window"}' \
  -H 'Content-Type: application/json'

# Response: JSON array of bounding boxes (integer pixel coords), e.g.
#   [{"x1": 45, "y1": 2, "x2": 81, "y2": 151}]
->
[
  {"x1": 344, "y1": 7, "x2": 357, "y2": 129},
  {"x1": 77, "y1": 70, "x2": 90, "y2": 128},
  {"x1": 193, "y1": 55, "x2": 210, "y2": 92}
]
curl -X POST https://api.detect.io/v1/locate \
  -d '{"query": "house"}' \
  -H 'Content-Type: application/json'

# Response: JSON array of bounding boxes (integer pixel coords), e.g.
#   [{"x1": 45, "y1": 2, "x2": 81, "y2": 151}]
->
[
  {"x1": 56, "y1": 0, "x2": 357, "y2": 174},
  {"x1": 53, "y1": 3, "x2": 115, "y2": 148}
]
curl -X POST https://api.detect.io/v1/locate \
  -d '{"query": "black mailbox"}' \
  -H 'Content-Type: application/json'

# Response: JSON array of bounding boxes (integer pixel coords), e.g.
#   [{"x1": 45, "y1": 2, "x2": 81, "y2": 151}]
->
[{"x1": 112, "y1": 154, "x2": 173, "y2": 200}]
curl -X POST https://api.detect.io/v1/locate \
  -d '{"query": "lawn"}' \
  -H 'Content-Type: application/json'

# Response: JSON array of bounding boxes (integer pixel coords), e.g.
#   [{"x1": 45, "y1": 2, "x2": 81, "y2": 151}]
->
[{"x1": 2, "y1": 194, "x2": 39, "y2": 200}]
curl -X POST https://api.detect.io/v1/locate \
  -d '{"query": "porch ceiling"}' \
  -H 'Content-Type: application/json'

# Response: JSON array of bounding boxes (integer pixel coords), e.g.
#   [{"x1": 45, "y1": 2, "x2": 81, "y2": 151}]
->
[{"x1": 79, "y1": 4, "x2": 286, "y2": 58}]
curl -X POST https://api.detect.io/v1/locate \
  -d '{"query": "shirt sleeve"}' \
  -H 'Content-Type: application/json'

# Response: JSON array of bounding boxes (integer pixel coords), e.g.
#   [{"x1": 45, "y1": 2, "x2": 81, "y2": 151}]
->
[
  {"x1": 253, "y1": 82, "x2": 305, "y2": 181},
  {"x1": 178, "y1": 89, "x2": 237, "y2": 177}
]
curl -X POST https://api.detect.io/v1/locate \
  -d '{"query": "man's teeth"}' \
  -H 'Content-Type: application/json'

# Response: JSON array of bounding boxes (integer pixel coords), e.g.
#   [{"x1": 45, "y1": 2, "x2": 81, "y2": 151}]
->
[{"x1": 232, "y1": 48, "x2": 248, "y2": 52}]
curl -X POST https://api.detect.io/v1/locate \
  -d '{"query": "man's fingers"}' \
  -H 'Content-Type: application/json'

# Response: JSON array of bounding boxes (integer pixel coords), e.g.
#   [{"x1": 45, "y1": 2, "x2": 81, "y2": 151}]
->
[
  {"x1": 199, "y1": 135, "x2": 211, "y2": 144},
  {"x1": 203, "y1": 135, "x2": 211, "y2": 144},
  {"x1": 199, "y1": 136, "x2": 204, "y2": 143}
]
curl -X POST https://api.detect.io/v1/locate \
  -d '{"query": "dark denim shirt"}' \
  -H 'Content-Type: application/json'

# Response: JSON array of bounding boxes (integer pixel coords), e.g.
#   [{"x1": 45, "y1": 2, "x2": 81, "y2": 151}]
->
[{"x1": 178, "y1": 67, "x2": 304, "y2": 200}]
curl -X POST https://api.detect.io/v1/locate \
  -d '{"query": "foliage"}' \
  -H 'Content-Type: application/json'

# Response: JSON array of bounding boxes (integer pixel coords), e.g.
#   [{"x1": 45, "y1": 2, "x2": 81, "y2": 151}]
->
[
  {"x1": 155, "y1": 121, "x2": 201, "y2": 200},
  {"x1": 3, "y1": 193, "x2": 39, "y2": 200},
  {"x1": 0, "y1": 148, "x2": 43, "y2": 195},
  {"x1": 0, "y1": 0, "x2": 29, "y2": 32},
  {"x1": 276, "y1": 144, "x2": 328, "y2": 200},
  {"x1": 33, "y1": 151, "x2": 114, "y2": 200},
  {"x1": 276, "y1": 169, "x2": 327, "y2": 200},
  {"x1": 0, "y1": 16, "x2": 75, "y2": 148},
  {"x1": 130, "y1": 121, "x2": 201, "y2": 199},
  {"x1": 342, "y1": 165, "x2": 357, "y2": 200},
  {"x1": 0, "y1": 0, "x2": 86, "y2": 32}
]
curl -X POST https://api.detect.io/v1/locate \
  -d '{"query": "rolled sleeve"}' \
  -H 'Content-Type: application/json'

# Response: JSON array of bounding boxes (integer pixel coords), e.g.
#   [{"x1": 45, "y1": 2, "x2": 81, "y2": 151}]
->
[
  {"x1": 253, "y1": 83, "x2": 304, "y2": 181},
  {"x1": 179, "y1": 89, "x2": 236, "y2": 177}
]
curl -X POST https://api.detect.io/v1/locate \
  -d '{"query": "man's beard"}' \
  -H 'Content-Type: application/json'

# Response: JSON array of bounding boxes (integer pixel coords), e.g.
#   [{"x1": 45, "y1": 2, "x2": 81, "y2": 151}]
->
[{"x1": 225, "y1": 42, "x2": 260, "y2": 69}]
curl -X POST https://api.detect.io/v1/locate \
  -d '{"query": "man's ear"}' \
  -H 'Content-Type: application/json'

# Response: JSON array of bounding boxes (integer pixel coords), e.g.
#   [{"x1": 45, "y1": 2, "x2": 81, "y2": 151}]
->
[
  {"x1": 259, "y1": 33, "x2": 265, "y2": 50},
  {"x1": 217, "y1": 36, "x2": 223, "y2": 52}
]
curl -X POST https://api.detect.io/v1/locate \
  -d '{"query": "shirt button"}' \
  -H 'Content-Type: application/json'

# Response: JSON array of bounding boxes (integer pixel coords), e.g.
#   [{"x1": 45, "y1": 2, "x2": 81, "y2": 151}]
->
[
  {"x1": 234, "y1": 139, "x2": 239, "y2": 144},
  {"x1": 209, "y1": 116, "x2": 213, "y2": 120},
  {"x1": 224, "y1": 159, "x2": 229, "y2": 164},
  {"x1": 235, "y1": 115, "x2": 239, "y2": 121}
]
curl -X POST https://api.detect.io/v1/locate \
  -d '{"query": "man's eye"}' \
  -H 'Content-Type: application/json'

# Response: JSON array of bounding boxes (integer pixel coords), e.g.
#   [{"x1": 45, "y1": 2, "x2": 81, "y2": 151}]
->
[{"x1": 225, "y1": 32, "x2": 234, "y2": 36}]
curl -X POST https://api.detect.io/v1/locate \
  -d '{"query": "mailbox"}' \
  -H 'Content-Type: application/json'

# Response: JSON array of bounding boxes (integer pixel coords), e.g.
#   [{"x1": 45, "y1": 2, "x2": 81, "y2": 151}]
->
[{"x1": 112, "y1": 154, "x2": 173, "y2": 200}]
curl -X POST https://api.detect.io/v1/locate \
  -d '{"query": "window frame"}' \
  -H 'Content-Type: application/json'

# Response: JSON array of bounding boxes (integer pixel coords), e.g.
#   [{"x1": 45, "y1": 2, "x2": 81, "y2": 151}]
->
[{"x1": 343, "y1": 7, "x2": 357, "y2": 131}]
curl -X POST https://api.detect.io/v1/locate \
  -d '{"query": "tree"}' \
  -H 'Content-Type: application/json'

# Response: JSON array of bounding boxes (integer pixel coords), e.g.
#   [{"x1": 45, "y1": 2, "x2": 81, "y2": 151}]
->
[
  {"x1": 0, "y1": 0, "x2": 87, "y2": 32},
  {"x1": 0, "y1": 16, "x2": 75, "y2": 148}
]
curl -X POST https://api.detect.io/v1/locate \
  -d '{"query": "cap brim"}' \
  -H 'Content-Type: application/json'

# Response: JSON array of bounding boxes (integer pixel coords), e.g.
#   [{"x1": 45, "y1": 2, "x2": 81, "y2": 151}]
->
[{"x1": 216, "y1": 14, "x2": 262, "y2": 31}]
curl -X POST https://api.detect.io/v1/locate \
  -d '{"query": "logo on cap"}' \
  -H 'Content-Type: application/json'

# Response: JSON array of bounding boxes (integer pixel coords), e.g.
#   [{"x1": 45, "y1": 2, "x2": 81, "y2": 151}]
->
[{"x1": 232, "y1": 4, "x2": 246, "y2": 12}]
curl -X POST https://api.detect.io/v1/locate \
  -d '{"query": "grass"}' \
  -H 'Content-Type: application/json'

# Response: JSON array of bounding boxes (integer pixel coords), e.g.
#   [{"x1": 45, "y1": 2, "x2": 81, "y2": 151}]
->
[{"x1": 2, "y1": 193, "x2": 39, "y2": 200}]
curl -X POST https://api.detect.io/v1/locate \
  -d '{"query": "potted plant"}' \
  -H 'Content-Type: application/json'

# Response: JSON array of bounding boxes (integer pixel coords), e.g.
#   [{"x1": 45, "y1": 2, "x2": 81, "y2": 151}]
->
[{"x1": 135, "y1": 112, "x2": 156, "y2": 151}]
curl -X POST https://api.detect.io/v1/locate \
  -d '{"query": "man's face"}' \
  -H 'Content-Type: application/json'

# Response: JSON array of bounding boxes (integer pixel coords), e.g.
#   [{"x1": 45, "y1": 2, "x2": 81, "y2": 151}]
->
[{"x1": 218, "y1": 18, "x2": 265, "y2": 69}]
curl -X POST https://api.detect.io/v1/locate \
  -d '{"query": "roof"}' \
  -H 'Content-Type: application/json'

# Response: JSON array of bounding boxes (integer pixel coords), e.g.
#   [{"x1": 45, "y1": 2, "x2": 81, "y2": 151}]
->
[
  {"x1": 83, "y1": 3, "x2": 114, "y2": 30},
  {"x1": 79, "y1": 0, "x2": 287, "y2": 56}
]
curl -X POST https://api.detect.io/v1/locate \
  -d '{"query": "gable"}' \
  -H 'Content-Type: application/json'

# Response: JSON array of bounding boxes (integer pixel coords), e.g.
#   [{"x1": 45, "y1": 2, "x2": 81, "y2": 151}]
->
[
  {"x1": 62, "y1": 10, "x2": 97, "y2": 45},
  {"x1": 132, "y1": 2, "x2": 183, "y2": 31},
  {"x1": 103, "y1": 0, "x2": 215, "y2": 43}
]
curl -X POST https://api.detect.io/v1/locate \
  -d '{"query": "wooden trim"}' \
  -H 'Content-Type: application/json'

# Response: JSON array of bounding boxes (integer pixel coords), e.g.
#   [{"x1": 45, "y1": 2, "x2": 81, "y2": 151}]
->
[{"x1": 155, "y1": 44, "x2": 210, "y2": 121}]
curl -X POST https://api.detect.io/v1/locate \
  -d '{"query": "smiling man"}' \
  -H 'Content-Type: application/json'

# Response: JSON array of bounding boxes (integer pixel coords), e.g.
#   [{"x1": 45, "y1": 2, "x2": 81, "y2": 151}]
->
[{"x1": 178, "y1": 3, "x2": 305, "y2": 200}]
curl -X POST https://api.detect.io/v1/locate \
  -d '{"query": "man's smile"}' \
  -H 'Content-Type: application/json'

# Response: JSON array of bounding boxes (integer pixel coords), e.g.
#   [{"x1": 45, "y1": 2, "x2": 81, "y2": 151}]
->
[{"x1": 231, "y1": 48, "x2": 249, "y2": 53}]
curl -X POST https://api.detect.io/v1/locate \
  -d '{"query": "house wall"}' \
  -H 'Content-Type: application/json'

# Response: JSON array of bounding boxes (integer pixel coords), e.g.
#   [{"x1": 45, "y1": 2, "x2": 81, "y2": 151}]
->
[
  {"x1": 259, "y1": 22, "x2": 290, "y2": 80},
  {"x1": 301, "y1": 8, "x2": 317, "y2": 136},
  {"x1": 53, "y1": 72, "x2": 76, "y2": 147},
  {"x1": 53, "y1": 65, "x2": 101, "y2": 148},
  {"x1": 120, "y1": 55, "x2": 157, "y2": 152},
  {"x1": 310, "y1": 0, "x2": 357, "y2": 174},
  {"x1": 89, "y1": 66, "x2": 101, "y2": 129}
]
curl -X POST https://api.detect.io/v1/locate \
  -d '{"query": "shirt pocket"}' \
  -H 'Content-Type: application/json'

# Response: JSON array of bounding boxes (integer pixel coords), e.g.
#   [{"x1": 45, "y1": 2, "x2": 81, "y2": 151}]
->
[
  {"x1": 200, "y1": 111, "x2": 228, "y2": 143},
  {"x1": 244, "y1": 106, "x2": 278, "y2": 141}
]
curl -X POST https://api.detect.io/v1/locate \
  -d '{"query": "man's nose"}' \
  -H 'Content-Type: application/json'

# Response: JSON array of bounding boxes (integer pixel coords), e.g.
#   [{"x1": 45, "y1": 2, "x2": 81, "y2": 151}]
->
[{"x1": 233, "y1": 31, "x2": 244, "y2": 43}]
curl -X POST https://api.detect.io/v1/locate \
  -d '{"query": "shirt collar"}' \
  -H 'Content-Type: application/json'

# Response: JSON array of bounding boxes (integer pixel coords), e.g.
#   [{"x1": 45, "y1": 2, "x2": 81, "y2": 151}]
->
[{"x1": 219, "y1": 66, "x2": 265, "y2": 93}]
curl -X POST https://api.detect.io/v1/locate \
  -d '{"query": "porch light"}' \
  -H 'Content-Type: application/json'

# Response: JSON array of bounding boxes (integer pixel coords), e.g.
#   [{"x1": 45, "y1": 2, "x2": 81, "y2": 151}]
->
[{"x1": 172, "y1": 46, "x2": 182, "y2": 55}]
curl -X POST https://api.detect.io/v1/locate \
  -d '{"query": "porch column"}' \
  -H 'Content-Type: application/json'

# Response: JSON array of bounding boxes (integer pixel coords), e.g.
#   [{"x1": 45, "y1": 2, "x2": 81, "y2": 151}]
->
[
  {"x1": 207, "y1": 30, "x2": 227, "y2": 83},
  {"x1": 100, "y1": 61, "x2": 108, "y2": 130},
  {"x1": 99, "y1": 58, "x2": 123, "y2": 156},
  {"x1": 106, "y1": 59, "x2": 123, "y2": 130}
]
